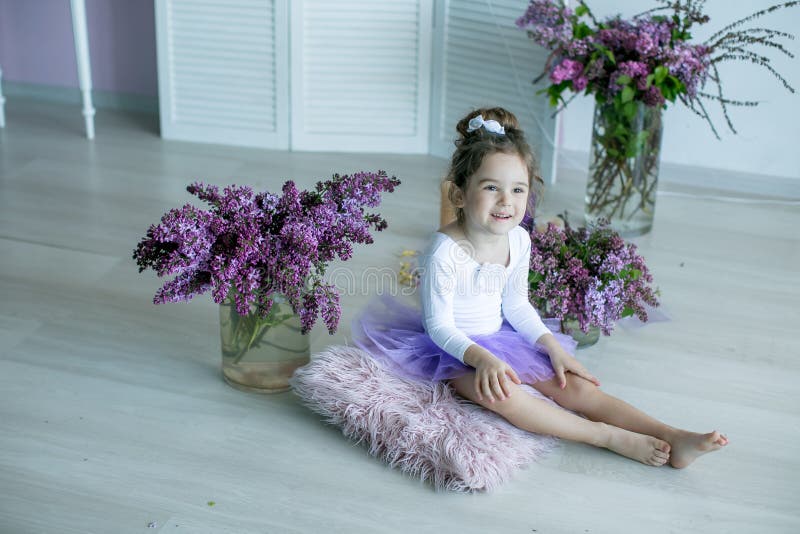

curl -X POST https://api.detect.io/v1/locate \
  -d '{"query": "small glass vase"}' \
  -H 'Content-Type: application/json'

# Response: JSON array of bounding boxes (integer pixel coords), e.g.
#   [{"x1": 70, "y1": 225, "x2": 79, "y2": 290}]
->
[
  {"x1": 560, "y1": 317, "x2": 601, "y2": 349},
  {"x1": 585, "y1": 100, "x2": 664, "y2": 237},
  {"x1": 219, "y1": 295, "x2": 310, "y2": 394},
  {"x1": 542, "y1": 315, "x2": 601, "y2": 349}
]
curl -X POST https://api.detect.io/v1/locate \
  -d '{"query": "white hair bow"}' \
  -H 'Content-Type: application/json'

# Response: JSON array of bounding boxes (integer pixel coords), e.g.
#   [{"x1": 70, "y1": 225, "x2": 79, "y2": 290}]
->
[{"x1": 467, "y1": 115, "x2": 505, "y2": 135}]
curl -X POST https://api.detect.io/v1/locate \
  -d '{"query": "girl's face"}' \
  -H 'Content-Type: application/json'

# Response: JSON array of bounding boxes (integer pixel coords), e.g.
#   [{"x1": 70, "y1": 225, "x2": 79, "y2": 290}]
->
[{"x1": 457, "y1": 152, "x2": 530, "y2": 237}]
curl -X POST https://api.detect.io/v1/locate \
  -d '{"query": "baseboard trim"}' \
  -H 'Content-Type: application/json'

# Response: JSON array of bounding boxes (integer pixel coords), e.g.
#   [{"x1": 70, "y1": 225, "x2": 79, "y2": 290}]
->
[
  {"x1": 1, "y1": 81, "x2": 158, "y2": 115},
  {"x1": 557, "y1": 148, "x2": 800, "y2": 199}
]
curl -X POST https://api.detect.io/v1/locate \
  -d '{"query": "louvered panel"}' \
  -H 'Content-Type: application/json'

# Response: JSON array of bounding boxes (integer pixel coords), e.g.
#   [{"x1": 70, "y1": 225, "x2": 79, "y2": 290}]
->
[
  {"x1": 176, "y1": 85, "x2": 275, "y2": 99},
  {"x1": 430, "y1": 0, "x2": 557, "y2": 183},
  {"x1": 290, "y1": 0, "x2": 433, "y2": 152},
  {"x1": 156, "y1": 0, "x2": 289, "y2": 149}
]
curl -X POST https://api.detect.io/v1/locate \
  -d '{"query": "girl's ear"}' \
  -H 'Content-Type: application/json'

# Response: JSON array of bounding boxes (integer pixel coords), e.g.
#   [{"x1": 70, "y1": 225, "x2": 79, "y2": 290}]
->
[{"x1": 446, "y1": 181, "x2": 465, "y2": 208}]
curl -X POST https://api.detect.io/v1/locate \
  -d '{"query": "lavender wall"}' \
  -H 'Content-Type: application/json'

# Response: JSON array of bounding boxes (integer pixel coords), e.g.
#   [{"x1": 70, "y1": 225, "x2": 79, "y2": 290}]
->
[{"x1": 0, "y1": 0, "x2": 157, "y2": 96}]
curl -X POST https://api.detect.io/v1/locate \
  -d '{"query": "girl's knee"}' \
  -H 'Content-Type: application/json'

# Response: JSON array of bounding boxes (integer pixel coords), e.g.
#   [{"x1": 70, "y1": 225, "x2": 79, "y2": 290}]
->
[
  {"x1": 450, "y1": 375, "x2": 525, "y2": 414},
  {"x1": 558, "y1": 373, "x2": 600, "y2": 407},
  {"x1": 478, "y1": 382, "x2": 528, "y2": 415}
]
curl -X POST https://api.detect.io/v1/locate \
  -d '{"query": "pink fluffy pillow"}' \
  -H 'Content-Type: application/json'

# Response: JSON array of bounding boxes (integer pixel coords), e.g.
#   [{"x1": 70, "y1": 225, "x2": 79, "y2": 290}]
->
[{"x1": 289, "y1": 345, "x2": 559, "y2": 492}]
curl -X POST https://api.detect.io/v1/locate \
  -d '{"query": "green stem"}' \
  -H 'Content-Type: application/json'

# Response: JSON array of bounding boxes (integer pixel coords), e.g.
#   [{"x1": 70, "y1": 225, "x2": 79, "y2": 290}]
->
[
  {"x1": 586, "y1": 102, "x2": 662, "y2": 225},
  {"x1": 222, "y1": 296, "x2": 296, "y2": 365}
]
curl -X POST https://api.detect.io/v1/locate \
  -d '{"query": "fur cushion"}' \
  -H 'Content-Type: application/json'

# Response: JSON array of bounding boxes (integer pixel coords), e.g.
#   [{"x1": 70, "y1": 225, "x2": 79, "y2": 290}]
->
[{"x1": 289, "y1": 345, "x2": 559, "y2": 492}]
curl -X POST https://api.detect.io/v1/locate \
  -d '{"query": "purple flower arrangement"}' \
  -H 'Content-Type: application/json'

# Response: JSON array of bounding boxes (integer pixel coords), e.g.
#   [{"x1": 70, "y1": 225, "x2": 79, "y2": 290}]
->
[
  {"x1": 517, "y1": 0, "x2": 797, "y2": 136},
  {"x1": 519, "y1": 1, "x2": 797, "y2": 236},
  {"x1": 528, "y1": 218, "x2": 660, "y2": 336},
  {"x1": 133, "y1": 171, "x2": 401, "y2": 335}
]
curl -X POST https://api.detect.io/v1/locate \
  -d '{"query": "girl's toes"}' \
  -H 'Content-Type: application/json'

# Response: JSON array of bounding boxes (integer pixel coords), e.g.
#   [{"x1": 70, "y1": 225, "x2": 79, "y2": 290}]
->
[{"x1": 657, "y1": 440, "x2": 671, "y2": 453}]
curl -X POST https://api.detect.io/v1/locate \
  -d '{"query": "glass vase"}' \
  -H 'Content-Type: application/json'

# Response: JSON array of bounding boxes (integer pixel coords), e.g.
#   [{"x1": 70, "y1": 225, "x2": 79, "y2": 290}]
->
[
  {"x1": 585, "y1": 100, "x2": 664, "y2": 237},
  {"x1": 219, "y1": 295, "x2": 310, "y2": 394},
  {"x1": 542, "y1": 315, "x2": 601, "y2": 349},
  {"x1": 560, "y1": 317, "x2": 601, "y2": 349}
]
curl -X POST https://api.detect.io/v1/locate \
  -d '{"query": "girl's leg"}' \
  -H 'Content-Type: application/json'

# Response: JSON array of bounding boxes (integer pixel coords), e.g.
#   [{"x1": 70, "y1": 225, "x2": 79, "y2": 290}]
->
[
  {"x1": 532, "y1": 373, "x2": 728, "y2": 469},
  {"x1": 449, "y1": 373, "x2": 670, "y2": 466}
]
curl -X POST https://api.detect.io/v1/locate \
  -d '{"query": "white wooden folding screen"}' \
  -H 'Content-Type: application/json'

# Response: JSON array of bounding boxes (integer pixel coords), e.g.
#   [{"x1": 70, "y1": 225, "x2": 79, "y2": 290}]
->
[
  {"x1": 155, "y1": 0, "x2": 290, "y2": 149},
  {"x1": 429, "y1": 0, "x2": 558, "y2": 183},
  {"x1": 154, "y1": 0, "x2": 556, "y2": 175},
  {"x1": 289, "y1": 0, "x2": 433, "y2": 153}
]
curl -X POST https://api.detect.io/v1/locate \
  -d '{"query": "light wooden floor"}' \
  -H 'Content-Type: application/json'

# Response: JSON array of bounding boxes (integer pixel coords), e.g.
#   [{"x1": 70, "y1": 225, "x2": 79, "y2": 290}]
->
[{"x1": 1, "y1": 98, "x2": 798, "y2": 534}]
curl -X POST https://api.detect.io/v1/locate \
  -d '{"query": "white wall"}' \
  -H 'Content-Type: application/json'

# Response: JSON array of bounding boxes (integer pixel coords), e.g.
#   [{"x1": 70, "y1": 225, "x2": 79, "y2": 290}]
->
[{"x1": 557, "y1": 0, "x2": 800, "y2": 181}]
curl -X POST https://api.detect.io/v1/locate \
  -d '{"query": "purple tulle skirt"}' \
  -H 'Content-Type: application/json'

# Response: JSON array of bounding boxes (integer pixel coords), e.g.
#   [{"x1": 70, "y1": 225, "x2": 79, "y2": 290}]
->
[{"x1": 351, "y1": 295, "x2": 578, "y2": 384}]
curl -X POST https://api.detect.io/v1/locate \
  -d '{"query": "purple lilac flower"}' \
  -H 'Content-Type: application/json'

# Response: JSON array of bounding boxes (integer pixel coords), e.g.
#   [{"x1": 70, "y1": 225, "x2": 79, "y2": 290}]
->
[
  {"x1": 516, "y1": 0, "x2": 573, "y2": 49},
  {"x1": 528, "y1": 219, "x2": 659, "y2": 335},
  {"x1": 133, "y1": 171, "x2": 401, "y2": 334},
  {"x1": 518, "y1": 1, "x2": 713, "y2": 108},
  {"x1": 665, "y1": 43, "x2": 711, "y2": 97},
  {"x1": 609, "y1": 60, "x2": 649, "y2": 92},
  {"x1": 642, "y1": 85, "x2": 665, "y2": 106},
  {"x1": 616, "y1": 61, "x2": 648, "y2": 80},
  {"x1": 550, "y1": 59, "x2": 584, "y2": 84}
]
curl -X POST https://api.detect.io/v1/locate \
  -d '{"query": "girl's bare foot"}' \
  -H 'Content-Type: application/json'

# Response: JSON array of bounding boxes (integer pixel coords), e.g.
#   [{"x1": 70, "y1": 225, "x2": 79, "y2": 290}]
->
[
  {"x1": 600, "y1": 423, "x2": 671, "y2": 466},
  {"x1": 668, "y1": 430, "x2": 728, "y2": 469}
]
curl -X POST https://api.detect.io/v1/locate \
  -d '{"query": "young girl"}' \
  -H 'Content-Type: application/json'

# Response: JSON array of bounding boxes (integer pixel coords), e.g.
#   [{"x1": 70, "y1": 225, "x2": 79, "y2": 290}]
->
[{"x1": 354, "y1": 107, "x2": 728, "y2": 468}]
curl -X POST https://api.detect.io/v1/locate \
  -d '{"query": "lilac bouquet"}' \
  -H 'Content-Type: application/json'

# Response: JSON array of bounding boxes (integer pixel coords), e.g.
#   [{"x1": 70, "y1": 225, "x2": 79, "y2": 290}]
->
[
  {"x1": 518, "y1": 1, "x2": 797, "y2": 234},
  {"x1": 528, "y1": 218, "x2": 660, "y2": 336},
  {"x1": 133, "y1": 171, "x2": 400, "y2": 335},
  {"x1": 517, "y1": 0, "x2": 797, "y2": 134}
]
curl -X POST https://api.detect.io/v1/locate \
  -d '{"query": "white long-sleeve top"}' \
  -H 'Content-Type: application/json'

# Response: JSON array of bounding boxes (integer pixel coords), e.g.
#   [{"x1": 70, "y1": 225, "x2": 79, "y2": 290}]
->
[{"x1": 420, "y1": 225, "x2": 551, "y2": 362}]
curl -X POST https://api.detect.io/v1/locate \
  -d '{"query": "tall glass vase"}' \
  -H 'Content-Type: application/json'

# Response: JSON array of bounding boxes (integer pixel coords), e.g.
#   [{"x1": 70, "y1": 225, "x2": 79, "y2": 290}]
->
[
  {"x1": 585, "y1": 100, "x2": 663, "y2": 237},
  {"x1": 219, "y1": 295, "x2": 310, "y2": 394}
]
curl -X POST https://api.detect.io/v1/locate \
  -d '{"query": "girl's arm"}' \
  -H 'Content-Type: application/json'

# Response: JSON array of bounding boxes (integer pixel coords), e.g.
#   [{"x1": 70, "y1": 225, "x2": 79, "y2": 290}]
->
[
  {"x1": 422, "y1": 248, "x2": 520, "y2": 402},
  {"x1": 502, "y1": 228, "x2": 600, "y2": 389},
  {"x1": 500, "y1": 228, "x2": 553, "y2": 347},
  {"x1": 420, "y1": 256, "x2": 475, "y2": 362},
  {"x1": 534, "y1": 333, "x2": 600, "y2": 388}
]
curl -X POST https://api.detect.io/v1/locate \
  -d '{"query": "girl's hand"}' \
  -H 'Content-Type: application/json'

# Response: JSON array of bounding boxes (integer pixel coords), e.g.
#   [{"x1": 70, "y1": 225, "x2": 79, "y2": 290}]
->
[
  {"x1": 473, "y1": 354, "x2": 521, "y2": 403},
  {"x1": 548, "y1": 346, "x2": 601, "y2": 389},
  {"x1": 462, "y1": 346, "x2": 521, "y2": 403}
]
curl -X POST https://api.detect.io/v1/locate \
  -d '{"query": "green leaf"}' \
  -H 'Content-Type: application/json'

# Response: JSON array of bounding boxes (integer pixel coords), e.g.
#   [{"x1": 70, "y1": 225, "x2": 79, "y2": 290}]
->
[
  {"x1": 625, "y1": 137, "x2": 640, "y2": 158},
  {"x1": 616, "y1": 74, "x2": 632, "y2": 85},
  {"x1": 669, "y1": 76, "x2": 686, "y2": 94},
  {"x1": 621, "y1": 306, "x2": 635, "y2": 318},
  {"x1": 655, "y1": 66, "x2": 668, "y2": 84},
  {"x1": 645, "y1": 74, "x2": 654, "y2": 88},
  {"x1": 621, "y1": 86, "x2": 635, "y2": 103},
  {"x1": 575, "y1": 4, "x2": 588, "y2": 17},
  {"x1": 528, "y1": 272, "x2": 544, "y2": 285},
  {"x1": 635, "y1": 132, "x2": 649, "y2": 152},
  {"x1": 623, "y1": 101, "x2": 637, "y2": 120},
  {"x1": 575, "y1": 22, "x2": 594, "y2": 39},
  {"x1": 591, "y1": 42, "x2": 615, "y2": 64}
]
